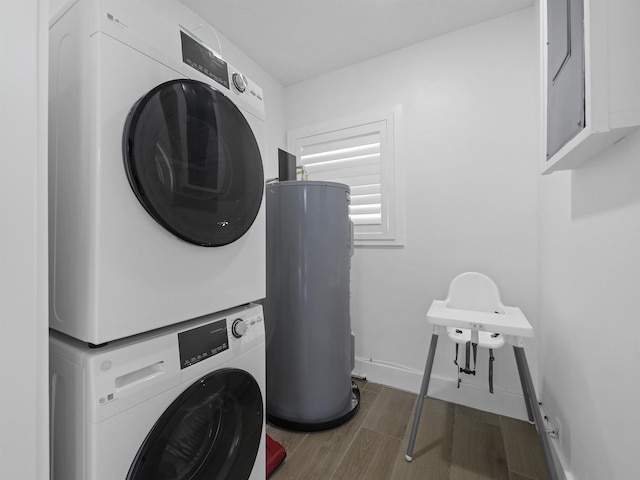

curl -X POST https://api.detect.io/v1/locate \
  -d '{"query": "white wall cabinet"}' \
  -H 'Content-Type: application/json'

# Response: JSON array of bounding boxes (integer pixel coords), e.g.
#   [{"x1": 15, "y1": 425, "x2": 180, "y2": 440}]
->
[{"x1": 541, "y1": 0, "x2": 640, "y2": 174}]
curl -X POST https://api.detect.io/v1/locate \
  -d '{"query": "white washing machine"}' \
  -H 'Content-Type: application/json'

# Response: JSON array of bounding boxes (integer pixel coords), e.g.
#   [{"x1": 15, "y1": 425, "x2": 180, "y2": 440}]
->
[
  {"x1": 49, "y1": 0, "x2": 266, "y2": 344},
  {"x1": 50, "y1": 303, "x2": 266, "y2": 480}
]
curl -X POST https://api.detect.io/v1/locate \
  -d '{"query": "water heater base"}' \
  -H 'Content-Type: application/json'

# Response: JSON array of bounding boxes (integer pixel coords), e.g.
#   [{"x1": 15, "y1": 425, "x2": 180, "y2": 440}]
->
[{"x1": 267, "y1": 383, "x2": 360, "y2": 432}]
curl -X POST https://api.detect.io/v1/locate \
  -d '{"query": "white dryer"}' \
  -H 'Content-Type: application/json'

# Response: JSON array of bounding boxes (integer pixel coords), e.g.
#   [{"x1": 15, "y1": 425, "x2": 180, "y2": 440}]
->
[
  {"x1": 49, "y1": 0, "x2": 266, "y2": 344},
  {"x1": 50, "y1": 303, "x2": 266, "y2": 480}
]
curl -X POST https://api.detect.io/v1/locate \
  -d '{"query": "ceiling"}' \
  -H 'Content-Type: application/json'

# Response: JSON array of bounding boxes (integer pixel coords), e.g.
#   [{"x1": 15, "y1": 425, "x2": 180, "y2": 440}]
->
[{"x1": 183, "y1": 0, "x2": 534, "y2": 86}]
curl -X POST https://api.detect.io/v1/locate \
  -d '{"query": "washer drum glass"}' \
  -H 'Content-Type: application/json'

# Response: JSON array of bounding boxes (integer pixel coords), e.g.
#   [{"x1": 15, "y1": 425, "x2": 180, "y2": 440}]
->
[{"x1": 127, "y1": 368, "x2": 263, "y2": 480}]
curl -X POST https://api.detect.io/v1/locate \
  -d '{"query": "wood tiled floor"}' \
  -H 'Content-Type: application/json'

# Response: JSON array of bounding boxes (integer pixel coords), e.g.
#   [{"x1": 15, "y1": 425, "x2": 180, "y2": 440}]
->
[{"x1": 267, "y1": 380, "x2": 551, "y2": 480}]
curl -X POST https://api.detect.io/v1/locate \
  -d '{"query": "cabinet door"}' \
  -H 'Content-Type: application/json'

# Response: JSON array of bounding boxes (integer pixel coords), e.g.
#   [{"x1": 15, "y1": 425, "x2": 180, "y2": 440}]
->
[{"x1": 546, "y1": 0, "x2": 585, "y2": 159}]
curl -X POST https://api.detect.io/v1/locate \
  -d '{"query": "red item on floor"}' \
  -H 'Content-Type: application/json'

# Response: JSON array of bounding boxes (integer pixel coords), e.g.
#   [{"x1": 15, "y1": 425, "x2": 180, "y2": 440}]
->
[{"x1": 266, "y1": 434, "x2": 286, "y2": 477}]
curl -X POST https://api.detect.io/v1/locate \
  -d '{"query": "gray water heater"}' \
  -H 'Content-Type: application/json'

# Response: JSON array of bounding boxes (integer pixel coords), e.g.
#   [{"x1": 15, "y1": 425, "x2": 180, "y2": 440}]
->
[{"x1": 265, "y1": 180, "x2": 359, "y2": 431}]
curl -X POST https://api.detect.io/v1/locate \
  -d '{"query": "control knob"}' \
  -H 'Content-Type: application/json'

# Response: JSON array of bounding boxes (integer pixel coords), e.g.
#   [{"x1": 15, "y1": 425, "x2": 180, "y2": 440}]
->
[
  {"x1": 231, "y1": 318, "x2": 248, "y2": 338},
  {"x1": 232, "y1": 72, "x2": 247, "y2": 93}
]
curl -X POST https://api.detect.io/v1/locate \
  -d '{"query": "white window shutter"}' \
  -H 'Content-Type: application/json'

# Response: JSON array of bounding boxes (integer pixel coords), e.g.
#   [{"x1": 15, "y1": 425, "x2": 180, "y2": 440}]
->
[{"x1": 288, "y1": 107, "x2": 403, "y2": 246}]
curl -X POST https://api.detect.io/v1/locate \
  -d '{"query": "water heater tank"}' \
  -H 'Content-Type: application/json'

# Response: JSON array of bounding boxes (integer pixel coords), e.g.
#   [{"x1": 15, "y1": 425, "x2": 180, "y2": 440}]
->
[{"x1": 264, "y1": 181, "x2": 359, "y2": 431}]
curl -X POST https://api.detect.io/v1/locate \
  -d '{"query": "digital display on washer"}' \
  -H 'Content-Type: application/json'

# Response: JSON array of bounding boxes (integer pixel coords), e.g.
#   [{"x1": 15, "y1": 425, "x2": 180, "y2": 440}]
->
[
  {"x1": 178, "y1": 318, "x2": 229, "y2": 369},
  {"x1": 180, "y1": 31, "x2": 229, "y2": 88}
]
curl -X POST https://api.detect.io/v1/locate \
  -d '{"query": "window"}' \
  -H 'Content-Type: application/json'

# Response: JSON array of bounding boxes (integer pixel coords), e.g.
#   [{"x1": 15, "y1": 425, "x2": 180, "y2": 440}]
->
[{"x1": 288, "y1": 107, "x2": 404, "y2": 246}]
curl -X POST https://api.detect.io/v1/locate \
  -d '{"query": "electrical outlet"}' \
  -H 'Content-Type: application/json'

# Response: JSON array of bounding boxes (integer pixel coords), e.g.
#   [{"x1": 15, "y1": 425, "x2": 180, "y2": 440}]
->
[
  {"x1": 545, "y1": 415, "x2": 560, "y2": 439},
  {"x1": 538, "y1": 402, "x2": 560, "y2": 439},
  {"x1": 553, "y1": 416, "x2": 561, "y2": 440}
]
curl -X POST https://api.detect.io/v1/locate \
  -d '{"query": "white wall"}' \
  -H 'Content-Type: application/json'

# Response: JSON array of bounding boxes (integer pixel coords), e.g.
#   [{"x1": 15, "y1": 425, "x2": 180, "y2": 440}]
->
[
  {"x1": 286, "y1": 7, "x2": 539, "y2": 419},
  {"x1": 0, "y1": 1, "x2": 49, "y2": 479},
  {"x1": 539, "y1": 130, "x2": 640, "y2": 479}
]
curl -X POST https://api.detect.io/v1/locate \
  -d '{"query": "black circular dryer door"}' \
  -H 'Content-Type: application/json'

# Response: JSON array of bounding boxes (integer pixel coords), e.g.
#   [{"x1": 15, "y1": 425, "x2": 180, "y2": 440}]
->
[
  {"x1": 127, "y1": 369, "x2": 263, "y2": 480},
  {"x1": 123, "y1": 79, "x2": 264, "y2": 247}
]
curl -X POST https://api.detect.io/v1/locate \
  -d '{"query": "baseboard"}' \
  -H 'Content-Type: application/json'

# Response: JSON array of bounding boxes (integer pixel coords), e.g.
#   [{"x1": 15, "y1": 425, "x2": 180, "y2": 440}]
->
[
  {"x1": 354, "y1": 357, "x2": 529, "y2": 421},
  {"x1": 548, "y1": 436, "x2": 573, "y2": 480},
  {"x1": 354, "y1": 357, "x2": 573, "y2": 479}
]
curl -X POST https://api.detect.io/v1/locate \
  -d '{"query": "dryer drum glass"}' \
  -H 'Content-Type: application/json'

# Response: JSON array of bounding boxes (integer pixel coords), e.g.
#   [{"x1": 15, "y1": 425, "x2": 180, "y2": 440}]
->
[
  {"x1": 123, "y1": 79, "x2": 264, "y2": 247},
  {"x1": 127, "y1": 368, "x2": 263, "y2": 480}
]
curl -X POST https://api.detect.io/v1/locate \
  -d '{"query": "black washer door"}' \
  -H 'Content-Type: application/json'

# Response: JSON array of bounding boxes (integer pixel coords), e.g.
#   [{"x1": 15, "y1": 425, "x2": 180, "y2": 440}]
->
[
  {"x1": 123, "y1": 79, "x2": 264, "y2": 246},
  {"x1": 127, "y1": 369, "x2": 263, "y2": 480}
]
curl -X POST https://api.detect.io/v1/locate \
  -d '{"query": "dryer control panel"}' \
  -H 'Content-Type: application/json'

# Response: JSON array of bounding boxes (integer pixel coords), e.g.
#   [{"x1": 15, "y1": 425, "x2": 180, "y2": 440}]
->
[
  {"x1": 178, "y1": 27, "x2": 265, "y2": 120},
  {"x1": 180, "y1": 31, "x2": 229, "y2": 89}
]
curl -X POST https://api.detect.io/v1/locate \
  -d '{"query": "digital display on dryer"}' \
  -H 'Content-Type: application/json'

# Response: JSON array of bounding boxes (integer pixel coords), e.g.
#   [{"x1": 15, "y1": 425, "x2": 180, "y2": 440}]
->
[
  {"x1": 181, "y1": 31, "x2": 229, "y2": 88},
  {"x1": 178, "y1": 318, "x2": 229, "y2": 369}
]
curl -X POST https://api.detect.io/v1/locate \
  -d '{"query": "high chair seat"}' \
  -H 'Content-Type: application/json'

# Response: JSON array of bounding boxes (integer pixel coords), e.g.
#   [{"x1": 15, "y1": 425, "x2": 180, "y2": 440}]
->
[
  {"x1": 447, "y1": 327, "x2": 505, "y2": 348},
  {"x1": 404, "y1": 272, "x2": 558, "y2": 480}
]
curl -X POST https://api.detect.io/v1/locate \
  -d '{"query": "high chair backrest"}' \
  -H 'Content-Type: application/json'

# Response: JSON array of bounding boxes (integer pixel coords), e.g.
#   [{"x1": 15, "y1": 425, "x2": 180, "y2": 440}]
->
[{"x1": 444, "y1": 272, "x2": 505, "y2": 313}]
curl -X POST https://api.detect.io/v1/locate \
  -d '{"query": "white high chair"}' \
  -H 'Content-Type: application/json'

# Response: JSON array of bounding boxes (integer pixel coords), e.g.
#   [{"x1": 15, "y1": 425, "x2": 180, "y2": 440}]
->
[{"x1": 405, "y1": 272, "x2": 558, "y2": 480}]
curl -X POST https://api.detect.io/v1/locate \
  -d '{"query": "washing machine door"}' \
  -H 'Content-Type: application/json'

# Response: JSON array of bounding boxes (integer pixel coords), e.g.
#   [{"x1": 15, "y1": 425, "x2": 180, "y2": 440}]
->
[
  {"x1": 127, "y1": 369, "x2": 263, "y2": 480},
  {"x1": 123, "y1": 79, "x2": 264, "y2": 247}
]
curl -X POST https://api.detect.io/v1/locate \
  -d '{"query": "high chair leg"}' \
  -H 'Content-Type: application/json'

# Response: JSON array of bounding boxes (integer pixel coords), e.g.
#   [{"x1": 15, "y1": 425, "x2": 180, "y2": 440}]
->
[
  {"x1": 405, "y1": 333, "x2": 439, "y2": 462},
  {"x1": 514, "y1": 347, "x2": 535, "y2": 423}
]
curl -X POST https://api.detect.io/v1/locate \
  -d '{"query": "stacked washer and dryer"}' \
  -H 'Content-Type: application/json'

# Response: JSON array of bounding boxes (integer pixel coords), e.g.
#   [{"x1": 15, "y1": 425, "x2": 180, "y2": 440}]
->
[{"x1": 48, "y1": 1, "x2": 267, "y2": 479}]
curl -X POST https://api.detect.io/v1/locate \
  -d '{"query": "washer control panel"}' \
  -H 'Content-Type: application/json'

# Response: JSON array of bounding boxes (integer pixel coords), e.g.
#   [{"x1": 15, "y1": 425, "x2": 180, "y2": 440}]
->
[
  {"x1": 177, "y1": 305, "x2": 263, "y2": 370},
  {"x1": 231, "y1": 318, "x2": 249, "y2": 338},
  {"x1": 228, "y1": 310, "x2": 263, "y2": 343},
  {"x1": 178, "y1": 318, "x2": 229, "y2": 369}
]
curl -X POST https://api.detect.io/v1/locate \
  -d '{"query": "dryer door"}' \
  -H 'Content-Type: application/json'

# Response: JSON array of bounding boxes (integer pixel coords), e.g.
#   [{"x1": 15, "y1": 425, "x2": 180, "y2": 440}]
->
[
  {"x1": 127, "y1": 369, "x2": 263, "y2": 480},
  {"x1": 123, "y1": 79, "x2": 264, "y2": 247}
]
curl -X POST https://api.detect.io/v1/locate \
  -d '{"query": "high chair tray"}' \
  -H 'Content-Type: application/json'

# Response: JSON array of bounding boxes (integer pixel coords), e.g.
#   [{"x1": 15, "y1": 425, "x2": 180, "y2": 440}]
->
[{"x1": 427, "y1": 300, "x2": 533, "y2": 337}]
